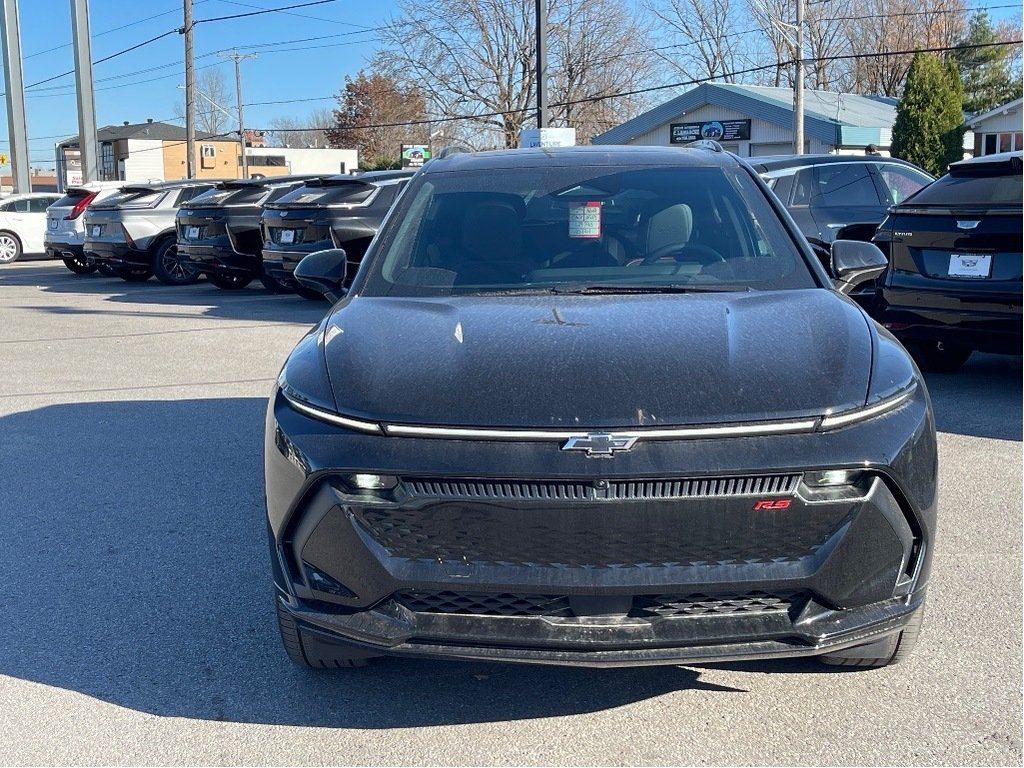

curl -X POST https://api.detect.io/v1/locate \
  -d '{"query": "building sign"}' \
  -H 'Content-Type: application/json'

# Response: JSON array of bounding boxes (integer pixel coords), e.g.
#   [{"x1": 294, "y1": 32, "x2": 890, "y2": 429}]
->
[
  {"x1": 520, "y1": 127, "x2": 577, "y2": 148},
  {"x1": 401, "y1": 144, "x2": 431, "y2": 168},
  {"x1": 63, "y1": 148, "x2": 83, "y2": 186},
  {"x1": 670, "y1": 120, "x2": 751, "y2": 143}
]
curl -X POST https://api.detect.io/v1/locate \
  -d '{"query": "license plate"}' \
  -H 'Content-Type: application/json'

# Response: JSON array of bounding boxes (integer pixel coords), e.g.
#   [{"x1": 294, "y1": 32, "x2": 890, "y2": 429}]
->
[
  {"x1": 48, "y1": 218, "x2": 57, "y2": 230},
  {"x1": 279, "y1": 229, "x2": 295, "y2": 244},
  {"x1": 948, "y1": 253, "x2": 992, "y2": 279},
  {"x1": 90, "y1": 224, "x2": 102, "y2": 237},
  {"x1": 186, "y1": 225, "x2": 200, "y2": 240}
]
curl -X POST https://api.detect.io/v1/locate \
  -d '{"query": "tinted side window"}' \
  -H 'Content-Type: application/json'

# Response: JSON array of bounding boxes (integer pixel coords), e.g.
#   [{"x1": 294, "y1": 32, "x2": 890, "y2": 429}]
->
[
  {"x1": 877, "y1": 164, "x2": 932, "y2": 204},
  {"x1": 814, "y1": 164, "x2": 882, "y2": 206},
  {"x1": 791, "y1": 169, "x2": 814, "y2": 205}
]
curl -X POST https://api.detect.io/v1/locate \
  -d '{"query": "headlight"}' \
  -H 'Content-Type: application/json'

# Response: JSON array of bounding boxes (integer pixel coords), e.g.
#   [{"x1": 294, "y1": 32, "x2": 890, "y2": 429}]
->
[
  {"x1": 279, "y1": 388, "x2": 381, "y2": 434},
  {"x1": 819, "y1": 383, "x2": 917, "y2": 430}
]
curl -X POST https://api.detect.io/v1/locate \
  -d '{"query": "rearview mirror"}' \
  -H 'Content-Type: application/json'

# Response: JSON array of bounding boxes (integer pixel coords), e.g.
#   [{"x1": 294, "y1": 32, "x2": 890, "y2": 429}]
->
[
  {"x1": 830, "y1": 240, "x2": 887, "y2": 295},
  {"x1": 294, "y1": 248, "x2": 348, "y2": 303}
]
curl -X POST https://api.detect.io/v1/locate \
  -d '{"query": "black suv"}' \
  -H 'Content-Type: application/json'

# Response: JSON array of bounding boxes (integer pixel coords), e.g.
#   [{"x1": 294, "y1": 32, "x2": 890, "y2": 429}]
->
[
  {"x1": 259, "y1": 170, "x2": 413, "y2": 297},
  {"x1": 751, "y1": 155, "x2": 934, "y2": 247},
  {"x1": 266, "y1": 145, "x2": 936, "y2": 671},
  {"x1": 176, "y1": 176, "x2": 318, "y2": 290},
  {"x1": 871, "y1": 151, "x2": 1022, "y2": 371}
]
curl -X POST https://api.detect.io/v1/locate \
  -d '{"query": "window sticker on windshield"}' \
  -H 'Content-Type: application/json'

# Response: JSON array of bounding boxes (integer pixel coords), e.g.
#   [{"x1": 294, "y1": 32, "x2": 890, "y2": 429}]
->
[{"x1": 569, "y1": 201, "x2": 601, "y2": 238}]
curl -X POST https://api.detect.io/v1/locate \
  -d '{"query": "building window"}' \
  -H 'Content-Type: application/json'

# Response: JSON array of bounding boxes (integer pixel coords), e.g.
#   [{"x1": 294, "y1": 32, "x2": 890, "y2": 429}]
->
[
  {"x1": 201, "y1": 143, "x2": 217, "y2": 169},
  {"x1": 981, "y1": 132, "x2": 1023, "y2": 155},
  {"x1": 101, "y1": 142, "x2": 114, "y2": 180}
]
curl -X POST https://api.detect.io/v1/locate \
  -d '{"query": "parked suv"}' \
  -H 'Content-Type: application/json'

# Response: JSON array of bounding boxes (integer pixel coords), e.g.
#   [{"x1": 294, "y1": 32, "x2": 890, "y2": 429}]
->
[
  {"x1": 177, "y1": 175, "x2": 319, "y2": 290},
  {"x1": 871, "y1": 150, "x2": 1022, "y2": 371},
  {"x1": 260, "y1": 170, "x2": 413, "y2": 297},
  {"x1": 752, "y1": 155, "x2": 934, "y2": 247},
  {"x1": 84, "y1": 179, "x2": 220, "y2": 283},
  {"x1": 267, "y1": 145, "x2": 936, "y2": 671},
  {"x1": 45, "y1": 181, "x2": 128, "y2": 275}
]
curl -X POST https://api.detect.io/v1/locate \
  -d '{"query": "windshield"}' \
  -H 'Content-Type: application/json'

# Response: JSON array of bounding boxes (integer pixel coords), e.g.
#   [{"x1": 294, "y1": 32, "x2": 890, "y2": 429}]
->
[
  {"x1": 273, "y1": 183, "x2": 375, "y2": 207},
  {"x1": 360, "y1": 165, "x2": 816, "y2": 296},
  {"x1": 97, "y1": 188, "x2": 165, "y2": 209},
  {"x1": 908, "y1": 166, "x2": 1022, "y2": 206}
]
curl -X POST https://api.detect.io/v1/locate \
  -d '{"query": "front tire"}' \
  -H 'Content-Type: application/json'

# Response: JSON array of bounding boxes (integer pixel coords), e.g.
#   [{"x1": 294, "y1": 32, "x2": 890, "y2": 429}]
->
[
  {"x1": 63, "y1": 256, "x2": 98, "y2": 274},
  {"x1": 0, "y1": 232, "x2": 23, "y2": 263},
  {"x1": 113, "y1": 266, "x2": 153, "y2": 282},
  {"x1": 276, "y1": 599, "x2": 375, "y2": 669},
  {"x1": 819, "y1": 606, "x2": 924, "y2": 669},
  {"x1": 152, "y1": 238, "x2": 201, "y2": 286}
]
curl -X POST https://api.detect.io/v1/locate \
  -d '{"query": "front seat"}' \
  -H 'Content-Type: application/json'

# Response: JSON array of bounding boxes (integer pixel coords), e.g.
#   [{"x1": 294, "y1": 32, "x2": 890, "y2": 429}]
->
[
  {"x1": 633, "y1": 203, "x2": 693, "y2": 263},
  {"x1": 454, "y1": 200, "x2": 525, "y2": 285}
]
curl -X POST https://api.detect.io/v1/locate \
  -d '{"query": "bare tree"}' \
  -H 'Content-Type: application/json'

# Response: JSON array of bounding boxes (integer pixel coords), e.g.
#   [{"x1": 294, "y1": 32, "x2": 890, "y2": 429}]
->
[
  {"x1": 266, "y1": 109, "x2": 334, "y2": 148},
  {"x1": 844, "y1": 0, "x2": 969, "y2": 95},
  {"x1": 645, "y1": 0, "x2": 750, "y2": 83},
  {"x1": 175, "y1": 67, "x2": 232, "y2": 135},
  {"x1": 372, "y1": 0, "x2": 654, "y2": 148}
]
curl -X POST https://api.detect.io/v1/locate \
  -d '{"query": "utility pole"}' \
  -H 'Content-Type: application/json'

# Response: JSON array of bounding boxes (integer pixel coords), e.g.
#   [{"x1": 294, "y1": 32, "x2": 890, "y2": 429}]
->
[
  {"x1": 793, "y1": 0, "x2": 805, "y2": 154},
  {"x1": 535, "y1": 0, "x2": 548, "y2": 130},
  {"x1": 70, "y1": 0, "x2": 98, "y2": 183},
  {"x1": 183, "y1": 0, "x2": 195, "y2": 178},
  {"x1": 0, "y1": 0, "x2": 30, "y2": 192},
  {"x1": 219, "y1": 51, "x2": 256, "y2": 179}
]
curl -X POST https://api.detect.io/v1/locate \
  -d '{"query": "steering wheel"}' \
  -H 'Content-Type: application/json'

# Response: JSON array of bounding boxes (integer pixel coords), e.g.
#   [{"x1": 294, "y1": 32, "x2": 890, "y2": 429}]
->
[{"x1": 639, "y1": 243, "x2": 727, "y2": 266}]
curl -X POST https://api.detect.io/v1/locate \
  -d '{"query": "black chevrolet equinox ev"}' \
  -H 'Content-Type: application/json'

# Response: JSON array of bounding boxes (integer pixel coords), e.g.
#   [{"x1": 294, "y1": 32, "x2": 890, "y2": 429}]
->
[{"x1": 265, "y1": 145, "x2": 936, "y2": 670}]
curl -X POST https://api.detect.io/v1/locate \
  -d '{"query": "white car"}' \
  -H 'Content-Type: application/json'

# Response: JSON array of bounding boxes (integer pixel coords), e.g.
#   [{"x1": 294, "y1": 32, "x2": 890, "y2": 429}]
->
[{"x1": 0, "y1": 192, "x2": 63, "y2": 263}]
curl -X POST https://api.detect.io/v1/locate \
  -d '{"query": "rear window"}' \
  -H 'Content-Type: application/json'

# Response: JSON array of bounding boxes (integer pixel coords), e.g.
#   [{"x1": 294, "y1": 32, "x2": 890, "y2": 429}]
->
[
  {"x1": 274, "y1": 183, "x2": 375, "y2": 207},
  {"x1": 98, "y1": 189, "x2": 165, "y2": 209},
  {"x1": 52, "y1": 189, "x2": 94, "y2": 208},
  {"x1": 910, "y1": 167, "x2": 1023, "y2": 206},
  {"x1": 187, "y1": 186, "x2": 268, "y2": 207}
]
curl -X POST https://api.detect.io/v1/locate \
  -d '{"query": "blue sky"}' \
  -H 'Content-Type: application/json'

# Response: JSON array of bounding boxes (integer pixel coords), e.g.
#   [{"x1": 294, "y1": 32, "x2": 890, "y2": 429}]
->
[
  {"x1": 2, "y1": 0, "x2": 1019, "y2": 170},
  {"x1": 2, "y1": 0, "x2": 395, "y2": 169}
]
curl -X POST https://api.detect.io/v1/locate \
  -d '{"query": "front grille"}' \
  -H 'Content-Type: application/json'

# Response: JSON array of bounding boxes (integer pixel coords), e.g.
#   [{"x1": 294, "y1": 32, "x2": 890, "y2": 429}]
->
[
  {"x1": 354, "y1": 503, "x2": 843, "y2": 568},
  {"x1": 633, "y1": 592, "x2": 799, "y2": 617},
  {"x1": 396, "y1": 591, "x2": 573, "y2": 617},
  {"x1": 394, "y1": 590, "x2": 804, "y2": 618},
  {"x1": 405, "y1": 474, "x2": 800, "y2": 502}
]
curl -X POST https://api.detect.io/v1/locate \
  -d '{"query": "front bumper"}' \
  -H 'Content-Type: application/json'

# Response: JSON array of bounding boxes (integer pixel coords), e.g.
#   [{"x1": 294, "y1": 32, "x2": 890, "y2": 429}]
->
[{"x1": 266, "y1": 383, "x2": 937, "y2": 667}]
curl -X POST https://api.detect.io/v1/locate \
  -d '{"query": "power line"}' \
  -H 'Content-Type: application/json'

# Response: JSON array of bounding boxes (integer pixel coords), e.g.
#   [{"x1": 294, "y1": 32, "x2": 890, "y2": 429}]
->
[
  {"x1": 254, "y1": 39, "x2": 1022, "y2": 134},
  {"x1": 194, "y1": 0, "x2": 340, "y2": 25},
  {"x1": 212, "y1": 0, "x2": 372, "y2": 28}
]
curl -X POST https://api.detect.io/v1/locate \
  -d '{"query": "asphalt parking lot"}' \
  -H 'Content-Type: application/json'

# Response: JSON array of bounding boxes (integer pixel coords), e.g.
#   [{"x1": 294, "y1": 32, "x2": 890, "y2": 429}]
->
[{"x1": 1, "y1": 260, "x2": 1021, "y2": 766}]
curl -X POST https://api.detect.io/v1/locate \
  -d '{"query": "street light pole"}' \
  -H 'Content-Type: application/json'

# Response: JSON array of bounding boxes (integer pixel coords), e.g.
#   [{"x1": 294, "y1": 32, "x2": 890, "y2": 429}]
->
[
  {"x1": 793, "y1": 0, "x2": 805, "y2": 154},
  {"x1": 219, "y1": 51, "x2": 256, "y2": 178},
  {"x1": 183, "y1": 0, "x2": 195, "y2": 178},
  {"x1": 535, "y1": 0, "x2": 548, "y2": 131}
]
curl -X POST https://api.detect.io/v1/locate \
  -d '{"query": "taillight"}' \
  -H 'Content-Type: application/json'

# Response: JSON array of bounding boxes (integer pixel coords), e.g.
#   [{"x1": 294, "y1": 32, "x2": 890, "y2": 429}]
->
[{"x1": 64, "y1": 191, "x2": 98, "y2": 220}]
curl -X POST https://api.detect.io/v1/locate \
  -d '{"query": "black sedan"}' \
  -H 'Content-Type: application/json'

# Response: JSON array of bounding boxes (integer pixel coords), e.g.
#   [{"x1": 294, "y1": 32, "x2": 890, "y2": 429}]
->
[
  {"x1": 872, "y1": 150, "x2": 1022, "y2": 371},
  {"x1": 266, "y1": 145, "x2": 936, "y2": 670}
]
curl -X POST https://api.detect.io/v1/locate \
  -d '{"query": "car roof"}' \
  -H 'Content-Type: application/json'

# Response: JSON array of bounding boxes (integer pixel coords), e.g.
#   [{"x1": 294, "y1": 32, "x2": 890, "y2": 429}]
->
[
  {"x1": 422, "y1": 145, "x2": 742, "y2": 173},
  {"x1": 218, "y1": 174, "x2": 323, "y2": 189},
  {"x1": 950, "y1": 150, "x2": 1023, "y2": 169},
  {"x1": 120, "y1": 179, "x2": 227, "y2": 193},
  {"x1": 749, "y1": 154, "x2": 927, "y2": 172}
]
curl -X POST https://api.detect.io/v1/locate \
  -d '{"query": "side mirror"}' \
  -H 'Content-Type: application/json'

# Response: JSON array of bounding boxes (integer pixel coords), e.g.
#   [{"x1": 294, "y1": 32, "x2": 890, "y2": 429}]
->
[
  {"x1": 830, "y1": 240, "x2": 887, "y2": 295},
  {"x1": 294, "y1": 248, "x2": 347, "y2": 303}
]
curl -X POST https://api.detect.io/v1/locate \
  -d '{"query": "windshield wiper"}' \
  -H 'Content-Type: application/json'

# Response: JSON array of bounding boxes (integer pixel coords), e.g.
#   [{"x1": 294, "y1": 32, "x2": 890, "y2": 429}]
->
[{"x1": 548, "y1": 283, "x2": 753, "y2": 295}]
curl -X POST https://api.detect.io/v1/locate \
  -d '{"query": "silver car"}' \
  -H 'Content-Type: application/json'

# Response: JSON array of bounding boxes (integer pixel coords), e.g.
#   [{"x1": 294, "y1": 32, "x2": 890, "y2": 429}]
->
[
  {"x1": 45, "y1": 182, "x2": 127, "y2": 275},
  {"x1": 83, "y1": 179, "x2": 221, "y2": 284}
]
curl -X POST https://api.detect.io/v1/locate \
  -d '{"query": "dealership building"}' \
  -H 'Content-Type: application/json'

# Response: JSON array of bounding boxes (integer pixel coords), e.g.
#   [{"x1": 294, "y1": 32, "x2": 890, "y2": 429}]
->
[{"x1": 593, "y1": 83, "x2": 908, "y2": 156}]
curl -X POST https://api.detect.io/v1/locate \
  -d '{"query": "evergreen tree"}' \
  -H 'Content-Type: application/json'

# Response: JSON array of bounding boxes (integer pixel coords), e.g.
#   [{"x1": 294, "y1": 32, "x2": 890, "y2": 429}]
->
[
  {"x1": 891, "y1": 53, "x2": 966, "y2": 176},
  {"x1": 954, "y1": 11, "x2": 1022, "y2": 115}
]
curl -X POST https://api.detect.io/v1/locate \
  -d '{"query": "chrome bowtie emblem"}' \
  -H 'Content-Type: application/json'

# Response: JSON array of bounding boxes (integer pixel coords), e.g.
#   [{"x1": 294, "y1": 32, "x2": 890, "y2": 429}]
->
[
  {"x1": 561, "y1": 433, "x2": 639, "y2": 457},
  {"x1": 956, "y1": 220, "x2": 981, "y2": 230}
]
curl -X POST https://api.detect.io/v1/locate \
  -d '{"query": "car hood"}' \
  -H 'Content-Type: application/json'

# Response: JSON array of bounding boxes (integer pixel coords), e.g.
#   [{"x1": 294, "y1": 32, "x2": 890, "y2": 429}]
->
[{"x1": 320, "y1": 289, "x2": 873, "y2": 429}]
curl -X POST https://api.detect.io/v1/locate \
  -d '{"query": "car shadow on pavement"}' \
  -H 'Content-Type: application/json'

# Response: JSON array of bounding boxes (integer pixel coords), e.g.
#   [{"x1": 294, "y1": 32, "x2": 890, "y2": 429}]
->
[
  {"x1": 0, "y1": 398, "x2": 748, "y2": 730},
  {"x1": 0, "y1": 262, "x2": 330, "y2": 324},
  {"x1": 924, "y1": 353, "x2": 1022, "y2": 441}
]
